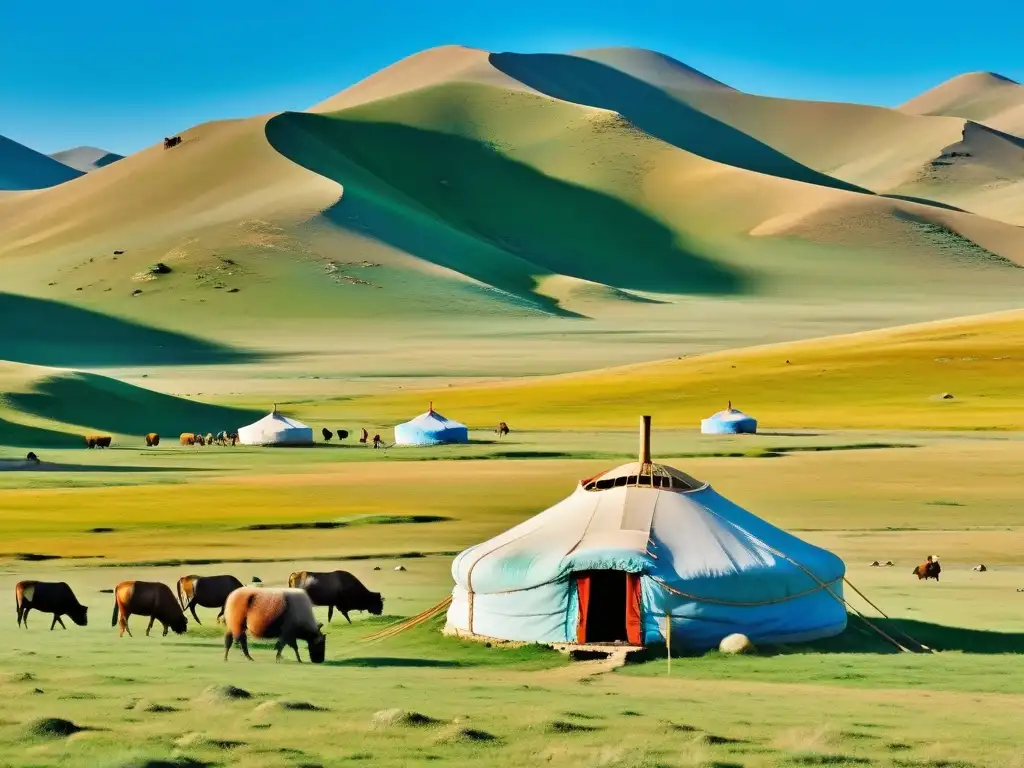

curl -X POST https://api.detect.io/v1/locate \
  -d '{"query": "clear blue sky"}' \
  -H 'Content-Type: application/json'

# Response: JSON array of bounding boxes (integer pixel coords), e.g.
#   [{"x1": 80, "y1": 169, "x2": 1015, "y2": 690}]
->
[{"x1": 2, "y1": 0, "x2": 1021, "y2": 155}]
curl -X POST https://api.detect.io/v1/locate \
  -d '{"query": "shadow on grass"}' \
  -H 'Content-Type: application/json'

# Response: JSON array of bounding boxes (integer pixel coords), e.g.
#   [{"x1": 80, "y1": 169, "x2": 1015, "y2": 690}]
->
[
  {"x1": 0, "y1": 292, "x2": 261, "y2": 367},
  {"x1": 0, "y1": 460, "x2": 205, "y2": 474},
  {"x1": 323, "y1": 657, "x2": 464, "y2": 668}
]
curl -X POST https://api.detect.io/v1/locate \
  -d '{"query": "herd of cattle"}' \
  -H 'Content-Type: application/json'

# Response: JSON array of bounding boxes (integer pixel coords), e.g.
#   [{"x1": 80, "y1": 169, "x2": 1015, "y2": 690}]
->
[{"x1": 13, "y1": 570, "x2": 384, "y2": 663}]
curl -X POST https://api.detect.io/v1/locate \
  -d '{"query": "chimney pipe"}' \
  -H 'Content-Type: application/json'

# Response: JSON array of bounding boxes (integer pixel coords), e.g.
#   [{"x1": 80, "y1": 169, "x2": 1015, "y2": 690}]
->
[{"x1": 639, "y1": 415, "x2": 652, "y2": 465}]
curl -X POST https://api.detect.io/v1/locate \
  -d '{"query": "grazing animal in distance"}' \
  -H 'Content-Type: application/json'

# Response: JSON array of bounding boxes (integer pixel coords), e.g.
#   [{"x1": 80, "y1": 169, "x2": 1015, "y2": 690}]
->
[
  {"x1": 973, "y1": 564, "x2": 987, "y2": 572},
  {"x1": 180, "y1": 433, "x2": 196, "y2": 446},
  {"x1": 337, "y1": 429, "x2": 349, "y2": 440},
  {"x1": 15, "y1": 581, "x2": 88, "y2": 630},
  {"x1": 194, "y1": 433, "x2": 206, "y2": 446},
  {"x1": 163, "y1": 135, "x2": 182, "y2": 149},
  {"x1": 26, "y1": 452, "x2": 40, "y2": 464},
  {"x1": 322, "y1": 427, "x2": 333, "y2": 442},
  {"x1": 870, "y1": 561, "x2": 880, "y2": 567},
  {"x1": 85, "y1": 435, "x2": 112, "y2": 449},
  {"x1": 372, "y1": 434, "x2": 383, "y2": 449},
  {"x1": 359, "y1": 428, "x2": 368, "y2": 444},
  {"x1": 176, "y1": 574, "x2": 243, "y2": 624},
  {"x1": 223, "y1": 587, "x2": 325, "y2": 663},
  {"x1": 112, "y1": 581, "x2": 187, "y2": 637},
  {"x1": 145, "y1": 433, "x2": 160, "y2": 447},
  {"x1": 496, "y1": 421, "x2": 510, "y2": 438},
  {"x1": 885, "y1": 561, "x2": 894, "y2": 567},
  {"x1": 288, "y1": 570, "x2": 384, "y2": 624},
  {"x1": 204, "y1": 432, "x2": 214, "y2": 446},
  {"x1": 912, "y1": 556, "x2": 941, "y2": 581}
]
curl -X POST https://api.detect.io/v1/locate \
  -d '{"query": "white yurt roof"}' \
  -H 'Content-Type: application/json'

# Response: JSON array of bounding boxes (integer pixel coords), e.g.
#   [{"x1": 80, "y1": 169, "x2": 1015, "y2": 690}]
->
[
  {"x1": 237, "y1": 408, "x2": 314, "y2": 446},
  {"x1": 394, "y1": 403, "x2": 468, "y2": 446}
]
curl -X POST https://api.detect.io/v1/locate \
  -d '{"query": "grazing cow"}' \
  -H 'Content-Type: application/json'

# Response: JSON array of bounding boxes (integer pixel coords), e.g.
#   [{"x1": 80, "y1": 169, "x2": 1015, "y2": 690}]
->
[
  {"x1": 322, "y1": 428, "x2": 333, "y2": 442},
  {"x1": 870, "y1": 561, "x2": 880, "y2": 567},
  {"x1": 163, "y1": 135, "x2": 182, "y2": 149},
  {"x1": 912, "y1": 556, "x2": 941, "y2": 582},
  {"x1": 223, "y1": 587, "x2": 325, "y2": 663},
  {"x1": 85, "y1": 435, "x2": 112, "y2": 449},
  {"x1": 111, "y1": 581, "x2": 187, "y2": 637},
  {"x1": 228, "y1": 431, "x2": 238, "y2": 446},
  {"x1": 145, "y1": 433, "x2": 160, "y2": 447},
  {"x1": 973, "y1": 564, "x2": 988, "y2": 572},
  {"x1": 287, "y1": 570, "x2": 383, "y2": 624},
  {"x1": 194, "y1": 433, "x2": 206, "y2": 446},
  {"x1": 180, "y1": 433, "x2": 196, "y2": 446},
  {"x1": 214, "y1": 431, "x2": 229, "y2": 446},
  {"x1": 15, "y1": 581, "x2": 88, "y2": 630},
  {"x1": 372, "y1": 434, "x2": 383, "y2": 449},
  {"x1": 26, "y1": 452, "x2": 40, "y2": 464},
  {"x1": 177, "y1": 574, "x2": 243, "y2": 624},
  {"x1": 359, "y1": 428, "x2": 368, "y2": 444},
  {"x1": 204, "y1": 432, "x2": 214, "y2": 446},
  {"x1": 496, "y1": 421, "x2": 510, "y2": 438},
  {"x1": 337, "y1": 429, "x2": 349, "y2": 441}
]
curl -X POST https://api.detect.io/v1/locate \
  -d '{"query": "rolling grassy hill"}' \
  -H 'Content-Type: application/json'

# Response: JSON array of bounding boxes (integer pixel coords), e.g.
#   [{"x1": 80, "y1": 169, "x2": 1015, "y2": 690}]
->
[
  {"x1": 337, "y1": 309, "x2": 1024, "y2": 432},
  {"x1": 1, "y1": 45, "x2": 1023, "y2": 375},
  {"x1": 0, "y1": 360, "x2": 262, "y2": 448}
]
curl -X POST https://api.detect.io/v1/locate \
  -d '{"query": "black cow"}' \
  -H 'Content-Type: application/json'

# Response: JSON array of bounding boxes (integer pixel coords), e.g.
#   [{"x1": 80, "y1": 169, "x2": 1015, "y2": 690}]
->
[
  {"x1": 337, "y1": 429, "x2": 349, "y2": 441},
  {"x1": 287, "y1": 570, "x2": 383, "y2": 623},
  {"x1": 322, "y1": 428, "x2": 333, "y2": 442},
  {"x1": 15, "y1": 581, "x2": 88, "y2": 630}
]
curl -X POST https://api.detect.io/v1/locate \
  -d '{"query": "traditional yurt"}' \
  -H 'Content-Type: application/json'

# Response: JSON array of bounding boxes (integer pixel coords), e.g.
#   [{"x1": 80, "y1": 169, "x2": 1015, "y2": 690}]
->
[
  {"x1": 236, "y1": 406, "x2": 314, "y2": 446},
  {"x1": 701, "y1": 401, "x2": 757, "y2": 434},
  {"x1": 445, "y1": 417, "x2": 846, "y2": 650},
  {"x1": 394, "y1": 403, "x2": 468, "y2": 446}
]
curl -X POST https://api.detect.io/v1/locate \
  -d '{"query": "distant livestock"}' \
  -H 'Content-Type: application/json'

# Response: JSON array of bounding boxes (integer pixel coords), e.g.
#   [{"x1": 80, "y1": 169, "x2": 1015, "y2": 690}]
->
[
  {"x1": 204, "y1": 432, "x2": 214, "y2": 446},
  {"x1": 145, "y1": 433, "x2": 160, "y2": 447},
  {"x1": 496, "y1": 421, "x2": 510, "y2": 438},
  {"x1": 85, "y1": 435, "x2": 112, "y2": 449},
  {"x1": 912, "y1": 556, "x2": 941, "y2": 582},
  {"x1": 180, "y1": 433, "x2": 196, "y2": 446},
  {"x1": 337, "y1": 429, "x2": 349, "y2": 441},
  {"x1": 223, "y1": 587, "x2": 326, "y2": 663},
  {"x1": 359, "y1": 428, "x2": 368, "y2": 444},
  {"x1": 288, "y1": 570, "x2": 384, "y2": 623},
  {"x1": 15, "y1": 581, "x2": 88, "y2": 630},
  {"x1": 163, "y1": 135, "x2": 182, "y2": 149},
  {"x1": 112, "y1": 580, "x2": 187, "y2": 637},
  {"x1": 176, "y1": 574, "x2": 243, "y2": 624},
  {"x1": 973, "y1": 564, "x2": 988, "y2": 572},
  {"x1": 322, "y1": 428, "x2": 333, "y2": 442}
]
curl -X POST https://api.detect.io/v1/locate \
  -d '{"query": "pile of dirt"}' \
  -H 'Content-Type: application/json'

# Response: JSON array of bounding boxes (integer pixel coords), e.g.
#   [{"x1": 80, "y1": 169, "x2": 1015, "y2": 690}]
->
[
  {"x1": 195, "y1": 685, "x2": 251, "y2": 704},
  {"x1": 371, "y1": 709, "x2": 440, "y2": 729},
  {"x1": 28, "y1": 717, "x2": 85, "y2": 738}
]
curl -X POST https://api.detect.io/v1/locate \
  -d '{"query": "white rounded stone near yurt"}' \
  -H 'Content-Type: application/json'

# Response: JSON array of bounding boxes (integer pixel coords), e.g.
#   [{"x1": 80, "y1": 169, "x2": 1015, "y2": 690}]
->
[
  {"x1": 394, "y1": 403, "x2": 468, "y2": 446},
  {"x1": 237, "y1": 407, "x2": 314, "y2": 446},
  {"x1": 444, "y1": 416, "x2": 846, "y2": 651},
  {"x1": 701, "y1": 401, "x2": 757, "y2": 435}
]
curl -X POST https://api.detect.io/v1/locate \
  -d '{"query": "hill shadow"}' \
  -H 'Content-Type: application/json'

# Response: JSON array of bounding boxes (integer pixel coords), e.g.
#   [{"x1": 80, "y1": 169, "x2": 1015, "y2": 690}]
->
[
  {"x1": 0, "y1": 292, "x2": 260, "y2": 367},
  {"x1": 489, "y1": 52, "x2": 866, "y2": 194},
  {"x1": 0, "y1": 417, "x2": 80, "y2": 449},
  {"x1": 266, "y1": 110, "x2": 747, "y2": 302},
  {"x1": 5, "y1": 371, "x2": 264, "y2": 437}
]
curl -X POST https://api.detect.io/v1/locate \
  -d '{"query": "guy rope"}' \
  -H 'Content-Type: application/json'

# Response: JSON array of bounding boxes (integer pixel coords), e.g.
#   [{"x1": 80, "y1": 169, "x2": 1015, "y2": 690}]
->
[{"x1": 358, "y1": 595, "x2": 452, "y2": 646}]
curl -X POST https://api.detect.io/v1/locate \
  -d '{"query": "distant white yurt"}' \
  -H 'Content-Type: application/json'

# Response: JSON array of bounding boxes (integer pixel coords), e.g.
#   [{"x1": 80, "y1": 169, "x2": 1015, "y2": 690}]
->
[
  {"x1": 237, "y1": 406, "x2": 314, "y2": 446},
  {"x1": 701, "y1": 401, "x2": 757, "y2": 435},
  {"x1": 394, "y1": 403, "x2": 468, "y2": 446},
  {"x1": 445, "y1": 417, "x2": 845, "y2": 650}
]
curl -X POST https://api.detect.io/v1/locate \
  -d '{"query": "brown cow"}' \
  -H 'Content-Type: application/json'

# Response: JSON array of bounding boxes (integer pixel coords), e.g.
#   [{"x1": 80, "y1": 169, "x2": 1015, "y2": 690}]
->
[
  {"x1": 496, "y1": 421, "x2": 510, "y2": 438},
  {"x1": 180, "y1": 433, "x2": 196, "y2": 446},
  {"x1": 145, "y1": 433, "x2": 160, "y2": 447},
  {"x1": 223, "y1": 587, "x2": 325, "y2": 663},
  {"x1": 111, "y1": 581, "x2": 187, "y2": 637},
  {"x1": 176, "y1": 574, "x2": 243, "y2": 624},
  {"x1": 16, "y1": 581, "x2": 88, "y2": 630},
  {"x1": 912, "y1": 556, "x2": 941, "y2": 581},
  {"x1": 85, "y1": 435, "x2": 112, "y2": 448},
  {"x1": 288, "y1": 570, "x2": 383, "y2": 623}
]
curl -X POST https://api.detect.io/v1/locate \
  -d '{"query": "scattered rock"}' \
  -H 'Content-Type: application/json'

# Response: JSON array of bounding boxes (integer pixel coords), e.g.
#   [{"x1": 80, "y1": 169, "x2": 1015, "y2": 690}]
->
[
  {"x1": 870, "y1": 561, "x2": 880, "y2": 567},
  {"x1": 28, "y1": 717, "x2": 84, "y2": 738},
  {"x1": 132, "y1": 289, "x2": 143, "y2": 296},
  {"x1": 373, "y1": 566, "x2": 381, "y2": 571},
  {"x1": 719, "y1": 633, "x2": 755, "y2": 655},
  {"x1": 196, "y1": 685, "x2": 251, "y2": 703},
  {"x1": 227, "y1": 288, "x2": 240, "y2": 293},
  {"x1": 149, "y1": 263, "x2": 172, "y2": 275},
  {"x1": 371, "y1": 709, "x2": 439, "y2": 729}
]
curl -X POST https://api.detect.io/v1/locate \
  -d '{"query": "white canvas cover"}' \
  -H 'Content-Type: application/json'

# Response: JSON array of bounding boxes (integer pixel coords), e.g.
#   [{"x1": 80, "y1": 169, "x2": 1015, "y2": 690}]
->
[
  {"x1": 394, "y1": 406, "x2": 468, "y2": 446},
  {"x1": 237, "y1": 410, "x2": 314, "y2": 446},
  {"x1": 445, "y1": 460, "x2": 846, "y2": 650}
]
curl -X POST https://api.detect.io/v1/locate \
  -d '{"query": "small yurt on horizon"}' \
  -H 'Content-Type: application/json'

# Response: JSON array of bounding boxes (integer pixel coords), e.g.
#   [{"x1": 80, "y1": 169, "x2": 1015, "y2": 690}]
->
[
  {"x1": 237, "y1": 406, "x2": 314, "y2": 446},
  {"x1": 394, "y1": 403, "x2": 468, "y2": 446},
  {"x1": 701, "y1": 401, "x2": 757, "y2": 435},
  {"x1": 444, "y1": 417, "x2": 846, "y2": 650}
]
